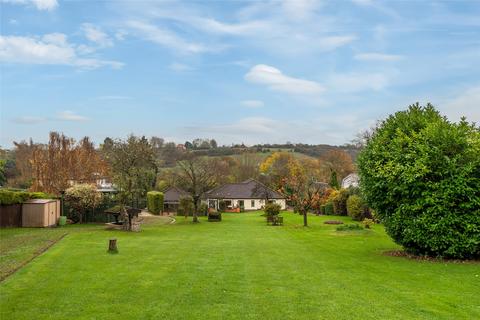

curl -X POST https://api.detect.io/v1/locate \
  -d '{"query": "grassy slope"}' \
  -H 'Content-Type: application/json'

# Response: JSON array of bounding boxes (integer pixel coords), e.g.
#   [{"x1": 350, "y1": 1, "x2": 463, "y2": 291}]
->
[{"x1": 1, "y1": 213, "x2": 479, "y2": 320}]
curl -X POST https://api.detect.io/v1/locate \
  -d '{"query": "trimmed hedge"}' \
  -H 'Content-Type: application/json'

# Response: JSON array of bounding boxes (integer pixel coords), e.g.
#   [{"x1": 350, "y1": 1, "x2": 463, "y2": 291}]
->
[
  {"x1": 0, "y1": 189, "x2": 55, "y2": 205},
  {"x1": 147, "y1": 191, "x2": 164, "y2": 215}
]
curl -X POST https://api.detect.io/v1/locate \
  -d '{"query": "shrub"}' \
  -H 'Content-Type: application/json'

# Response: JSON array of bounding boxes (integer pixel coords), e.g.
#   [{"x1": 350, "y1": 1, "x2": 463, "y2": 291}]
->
[
  {"x1": 147, "y1": 191, "x2": 164, "y2": 215},
  {"x1": 320, "y1": 205, "x2": 326, "y2": 215},
  {"x1": 336, "y1": 223, "x2": 363, "y2": 231},
  {"x1": 0, "y1": 190, "x2": 54, "y2": 205},
  {"x1": 346, "y1": 195, "x2": 367, "y2": 221},
  {"x1": 324, "y1": 220, "x2": 344, "y2": 225},
  {"x1": 264, "y1": 203, "x2": 281, "y2": 216},
  {"x1": 324, "y1": 202, "x2": 334, "y2": 215},
  {"x1": 199, "y1": 203, "x2": 208, "y2": 216},
  {"x1": 178, "y1": 196, "x2": 194, "y2": 217},
  {"x1": 358, "y1": 104, "x2": 480, "y2": 259},
  {"x1": 218, "y1": 200, "x2": 226, "y2": 212},
  {"x1": 332, "y1": 189, "x2": 349, "y2": 216},
  {"x1": 65, "y1": 184, "x2": 103, "y2": 224},
  {"x1": 362, "y1": 218, "x2": 374, "y2": 229}
]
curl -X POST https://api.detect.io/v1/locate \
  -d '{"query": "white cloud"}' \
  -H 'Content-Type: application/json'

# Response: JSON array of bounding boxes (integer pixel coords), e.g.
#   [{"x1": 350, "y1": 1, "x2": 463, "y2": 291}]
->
[
  {"x1": 126, "y1": 20, "x2": 214, "y2": 54},
  {"x1": 0, "y1": 34, "x2": 123, "y2": 69},
  {"x1": 241, "y1": 100, "x2": 264, "y2": 108},
  {"x1": 12, "y1": 116, "x2": 47, "y2": 124},
  {"x1": 81, "y1": 23, "x2": 114, "y2": 48},
  {"x1": 245, "y1": 64, "x2": 325, "y2": 95},
  {"x1": 2, "y1": 0, "x2": 57, "y2": 11},
  {"x1": 282, "y1": 0, "x2": 322, "y2": 20},
  {"x1": 169, "y1": 62, "x2": 194, "y2": 72},
  {"x1": 328, "y1": 72, "x2": 389, "y2": 92},
  {"x1": 317, "y1": 35, "x2": 356, "y2": 51},
  {"x1": 440, "y1": 86, "x2": 480, "y2": 122},
  {"x1": 55, "y1": 111, "x2": 88, "y2": 121},
  {"x1": 354, "y1": 52, "x2": 404, "y2": 62}
]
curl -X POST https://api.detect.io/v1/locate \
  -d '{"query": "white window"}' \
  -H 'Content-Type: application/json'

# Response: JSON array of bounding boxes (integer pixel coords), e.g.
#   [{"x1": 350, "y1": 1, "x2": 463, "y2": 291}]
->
[{"x1": 251, "y1": 200, "x2": 255, "y2": 207}]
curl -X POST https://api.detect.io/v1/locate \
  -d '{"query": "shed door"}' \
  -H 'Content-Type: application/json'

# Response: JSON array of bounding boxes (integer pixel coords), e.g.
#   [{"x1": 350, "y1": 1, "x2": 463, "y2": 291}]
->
[{"x1": 48, "y1": 202, "x2": 56, "y2": 226}]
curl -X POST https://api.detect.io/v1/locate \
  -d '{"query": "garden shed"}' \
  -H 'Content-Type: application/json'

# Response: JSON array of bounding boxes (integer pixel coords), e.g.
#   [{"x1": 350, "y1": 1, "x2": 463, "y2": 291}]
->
[{"x1": 22, "y1": 199, "x2": 60, "y2": 227}]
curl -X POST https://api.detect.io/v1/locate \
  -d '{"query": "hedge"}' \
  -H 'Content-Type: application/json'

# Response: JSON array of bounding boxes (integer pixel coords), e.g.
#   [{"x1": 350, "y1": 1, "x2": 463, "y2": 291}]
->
[
  {"x1": 147, "y1": 191, "x2": 164, "y2": 215},
  {"x1": 0, "y1": 190, "x2": 55, "y2": 205}
]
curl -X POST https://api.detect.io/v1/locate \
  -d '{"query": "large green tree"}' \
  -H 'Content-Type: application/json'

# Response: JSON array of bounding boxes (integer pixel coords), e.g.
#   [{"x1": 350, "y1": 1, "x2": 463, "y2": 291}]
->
[
  {"x1": 358, "y1": 103, "x2": 480, "y2": 259},
  {"x1": 103, "y1": 135, "x2": 157, "y2": 216}
]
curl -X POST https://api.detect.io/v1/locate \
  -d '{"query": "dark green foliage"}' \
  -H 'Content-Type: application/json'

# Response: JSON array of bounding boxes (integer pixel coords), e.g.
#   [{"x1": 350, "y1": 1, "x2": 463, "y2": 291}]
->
[
  {"x1": 218, "y1": 200, "x2": 226, "y2": 212},
  {"x1": 324, "y1": 202, "x2": 334, "y2": 215},
  {"x1": 208, "y1": 211, "x2": 222, "y2": 222},
  {"x1": 358, "y1": 103, "x2": 480, "y2": 259},
  {"x1": 347, "y1": 195, "x2": 368, "y2": 221},
  {"x1": 178, "y1": 196, "x2": 194, "y2": 217},
  {"x1": 336, "y1": 223, "x2": 363, "y2": 231},
  {"x1": 0, "y1": 190, "x2": 54, "y2": 205},
  {"x1": 264, "y1": 203, "x2": 281, "y2": 216},
  {"x1": 320, "y1": 205, "x2": 326, "y2": 215},
  {"x1": 332, "y1": 189, "x2": 349, "y2": 216},
  {"x1": 329, "y1": 171, "x2": 340, "y2": 189},
  {"x1": 147, "y1": 191, "x2": 164, "y2": 215},
  {"x1": 199, "y1": 203, "x2": 208, "y2": 216}
]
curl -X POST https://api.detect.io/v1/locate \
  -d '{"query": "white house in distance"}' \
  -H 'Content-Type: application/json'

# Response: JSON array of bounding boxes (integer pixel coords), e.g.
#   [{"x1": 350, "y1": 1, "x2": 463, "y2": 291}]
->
[
  {"x1": 203, "y1": 179, "x2": 286, "y2": 211},
  {"x1": 341, "y1": 173, "x2": 360, "y2": 189}
]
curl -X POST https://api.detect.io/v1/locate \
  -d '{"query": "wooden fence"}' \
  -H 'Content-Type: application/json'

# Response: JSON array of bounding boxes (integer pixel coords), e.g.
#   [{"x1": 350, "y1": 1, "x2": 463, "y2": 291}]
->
[{"x1": 0, "y1": 204, "x2": 22, "y2": 227}]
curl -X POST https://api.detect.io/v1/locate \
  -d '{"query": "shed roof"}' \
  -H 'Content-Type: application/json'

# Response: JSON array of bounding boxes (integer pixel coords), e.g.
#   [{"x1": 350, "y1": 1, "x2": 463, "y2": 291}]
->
[
  {"x1": 23, "y1": 199, "x2": 56, "y2": 204},
  {"x1": 164, "y1": 187, "x2": 190, "y2": 203},
  {"x1": 204, "y1": 179, "x2": 284, "y2": 200}
]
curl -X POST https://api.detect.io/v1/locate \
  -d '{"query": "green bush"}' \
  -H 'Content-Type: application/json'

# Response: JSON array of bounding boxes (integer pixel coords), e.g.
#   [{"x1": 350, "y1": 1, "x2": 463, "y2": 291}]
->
[
  {"x1": 324, "y1": 202, "x2": 334, "y2": 215},
  {"x1": 218, "y1": 200, "x2": 226, "y2": 212},
  {"x1": 362, "y1": 218, "x2": 374, "y2": 229},
  {"x1": 332, "y1": 189, "x2": 349, "y2": 216},
  {"x1": 320, "y1": 205, "x2": 326, "y2": 215},
  {"x1": 178, "y1": 196, "x2": 194, "y2": 217},
  {"x1": 264, "y1": 203, "x2": 281, "y2": 216},
  {"x1": 199, "y1": 203, "x2": 208, "y2": 216},
  {"x1": 358, "y1": 104, "x2": 480, "y2": 259},
  {"x1": 336, "y1": 223, "x2": 363, "y2": 231},
  {"x1": 0, "y1": 190, "x2": 54, "y2": 205},
  {"x1": 346, "y1": 195, "x2": 367, "y2": 221},
  {"x1": 147, "y1": 191, "x2": 164, "y2": 215}
]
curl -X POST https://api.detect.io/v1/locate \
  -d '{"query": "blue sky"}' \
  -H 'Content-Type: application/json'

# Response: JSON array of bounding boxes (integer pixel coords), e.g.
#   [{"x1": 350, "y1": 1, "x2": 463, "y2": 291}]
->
[{"x1": 1, "y1": 0, "x2": 479, "y2": 148}]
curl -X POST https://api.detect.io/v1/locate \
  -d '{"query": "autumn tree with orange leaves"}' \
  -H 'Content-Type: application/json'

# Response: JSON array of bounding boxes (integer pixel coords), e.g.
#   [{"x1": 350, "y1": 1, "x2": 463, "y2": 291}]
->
[{"x1": 30, "y1": 132, "x2": 108, "y2": 194}]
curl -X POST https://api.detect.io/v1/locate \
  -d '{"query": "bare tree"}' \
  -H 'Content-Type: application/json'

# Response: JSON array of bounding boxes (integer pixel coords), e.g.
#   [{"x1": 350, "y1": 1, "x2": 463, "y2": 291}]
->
[
  {"x1": 295, "y1": 178, "x2": 325, "y2": 227},
  {"x1": 175, "y1": 153, "x2": 219, "y2": 223}
]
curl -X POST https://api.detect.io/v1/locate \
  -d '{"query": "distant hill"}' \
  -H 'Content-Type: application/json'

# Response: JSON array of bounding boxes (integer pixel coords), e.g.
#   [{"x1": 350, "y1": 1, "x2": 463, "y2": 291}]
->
[{"x1": 186, "y1": 143, "x2": 361, "y2": 161}]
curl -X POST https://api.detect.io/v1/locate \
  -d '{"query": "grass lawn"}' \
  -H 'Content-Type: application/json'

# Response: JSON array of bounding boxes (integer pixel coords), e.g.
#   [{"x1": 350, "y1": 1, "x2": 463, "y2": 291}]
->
[{"x1": 0, "y1": 212, "x2": 479, "y2": 319}]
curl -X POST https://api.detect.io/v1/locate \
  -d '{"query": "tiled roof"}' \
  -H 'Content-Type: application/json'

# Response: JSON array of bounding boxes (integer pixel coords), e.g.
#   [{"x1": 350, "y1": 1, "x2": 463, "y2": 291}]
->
[
  {"x1": 204, "y1": 179, "x2": 284, "y2": 199},
  {"x1": 164, "y1": 186, "x2": 190, "y2": 203}
]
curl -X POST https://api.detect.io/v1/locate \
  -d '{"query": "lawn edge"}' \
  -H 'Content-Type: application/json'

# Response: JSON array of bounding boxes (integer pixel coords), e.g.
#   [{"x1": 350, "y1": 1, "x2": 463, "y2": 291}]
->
[{"x1": 0, "y1": 232, "x2": 68, "y2": 282}]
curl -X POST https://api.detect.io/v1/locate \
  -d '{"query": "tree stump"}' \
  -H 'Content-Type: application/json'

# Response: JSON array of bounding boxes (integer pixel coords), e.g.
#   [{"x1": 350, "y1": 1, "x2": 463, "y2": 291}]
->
[{"x1": 108, "y1": 239, "x2": 118, "y2": 253}]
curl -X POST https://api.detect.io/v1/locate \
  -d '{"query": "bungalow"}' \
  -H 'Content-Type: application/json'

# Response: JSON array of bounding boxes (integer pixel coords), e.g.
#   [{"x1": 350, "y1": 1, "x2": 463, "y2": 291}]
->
[
  {"x1": 341, "y1": 173, "x2": 360, "y2": 189},
  {"x1": 163, "y1": 186, "x2": 190, "y2": 213},
  {"x1": 203, "y1": 178, "x2": 286, "y2": 211}
]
